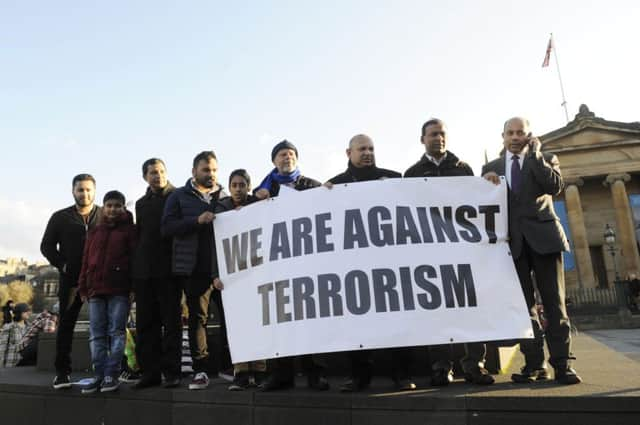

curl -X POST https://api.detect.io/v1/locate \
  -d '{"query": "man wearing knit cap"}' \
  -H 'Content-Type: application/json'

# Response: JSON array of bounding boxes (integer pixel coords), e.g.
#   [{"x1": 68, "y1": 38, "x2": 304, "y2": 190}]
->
[
  {"x1": 254, "y1": 140, "x2": 321, "y2": 199},
  {"x1": 254, "y1": 140, "x2": 328, "y2": 391}
]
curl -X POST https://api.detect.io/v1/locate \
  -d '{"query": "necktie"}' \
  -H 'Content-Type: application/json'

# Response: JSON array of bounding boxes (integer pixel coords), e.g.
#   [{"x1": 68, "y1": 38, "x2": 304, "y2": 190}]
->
[{"x1": 511, "y1": 155, "x2": 521, "y2": 193}]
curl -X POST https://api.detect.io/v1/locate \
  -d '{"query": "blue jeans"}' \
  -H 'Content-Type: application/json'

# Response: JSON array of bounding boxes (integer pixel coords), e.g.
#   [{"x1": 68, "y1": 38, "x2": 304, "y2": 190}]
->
[{"x1": 88, "y1": 295, "x2": 129, "y2": 378}]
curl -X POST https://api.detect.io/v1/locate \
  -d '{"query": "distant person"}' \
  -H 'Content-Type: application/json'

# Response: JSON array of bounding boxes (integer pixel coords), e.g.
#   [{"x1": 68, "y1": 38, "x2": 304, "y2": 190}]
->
[
  {"x1": 405, "y1": 118, "x2": 494, "y2": 387},
  {"x1": 483, "y1": 117, "x2": 581, "y2": 385},
  {"x1": 326, "y1": 134, "x2": 416, "y2": 392},
  {"x1": 2, "y1": 300, "x2": 14, "y2": 325},
  {"x1": 162, "y1": 151, "x2": 227, "y2": 390},
  {"x1": 0, "y1": 303, "x2": 31, "y2": 367},
  {"x1": 41, "y1": 173, "x2": 101, "y2": 389},
  {"x1": 16, "y1": 305, "x2": 59, "y2": 366},
  {"x1": 253, "y1": 140, "x2": 329, "y2": 391},
  {"x1": 214, "y1": 169, "x2": 266, "y2": 391},
  {"x1": 132, "y1": 158, "x2": 182, "y2": 389},
  {"x1": 78, "y1": 190, "x2": 137, "y2": 393}
]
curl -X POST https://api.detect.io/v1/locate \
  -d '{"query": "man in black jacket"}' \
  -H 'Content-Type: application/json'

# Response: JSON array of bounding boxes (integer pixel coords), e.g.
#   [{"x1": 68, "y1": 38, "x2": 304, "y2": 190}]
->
[
  {"x1": 41, "y1": 173, "x2": 101, "y2": 389},
  {"x1": 327, "y1": 134, "x2": 415, "y2": 392},
  {"x1": 405, "y1": 118, "x2": 494, "y2": 386},
  {"x1": 162, "y1": 151, "x2": 227, "y2": 391},
  {"x1": 254, "y1": 140, "x2": 328, "y2": 391},
  {"x1": 254, "y1": 140, "x2": 321, "y2": 199},
  {"x1": 132, "y1": 158, "x2": 181, "y2": 389}
]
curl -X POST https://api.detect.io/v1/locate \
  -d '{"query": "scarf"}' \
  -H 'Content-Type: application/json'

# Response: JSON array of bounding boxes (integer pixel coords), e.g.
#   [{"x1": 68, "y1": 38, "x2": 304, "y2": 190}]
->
[{"x1": 257, "y1": 168, "x2": 301, "y2": 192}]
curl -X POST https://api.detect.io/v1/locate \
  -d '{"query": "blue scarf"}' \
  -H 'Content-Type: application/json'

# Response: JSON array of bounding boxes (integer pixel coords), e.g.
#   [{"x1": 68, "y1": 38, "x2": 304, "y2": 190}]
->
[{"x1": 257, "y1": 168, "x2": 301, "y2": 192}]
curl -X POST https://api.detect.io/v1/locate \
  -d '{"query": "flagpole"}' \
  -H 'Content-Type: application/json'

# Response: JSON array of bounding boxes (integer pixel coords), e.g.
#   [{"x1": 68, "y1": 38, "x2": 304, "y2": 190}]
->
[{"x1": 550, "y1": 33, "x2": 570, "y2": 123}]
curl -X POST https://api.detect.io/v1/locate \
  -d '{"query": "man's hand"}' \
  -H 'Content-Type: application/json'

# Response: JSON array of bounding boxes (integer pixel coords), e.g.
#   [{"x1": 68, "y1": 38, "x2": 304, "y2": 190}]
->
[
  {"x1": 197, "y1": 211, "x2": 215, "y2": 224},
  {"x1": 323, "y1": 181, "x2": 334, "y2": 190},
  {"x1": 80, "y1": 295, "x2": 88, "y2": 303},
  {"x1": 482, "y1": 171, "x2": 501, "y2": 185},
  {"x1": 528, "y1": 136, "x2": 542, "y2": 154},
  {"x1": 255, "y1": 188, "x2": 270, "y2": 200},
  {"x1": 129, "y1": 292, "x2": 136, "y2": 303},
  {"x1": 213, "y1": 277, "x2": 224, "y2": 290}
]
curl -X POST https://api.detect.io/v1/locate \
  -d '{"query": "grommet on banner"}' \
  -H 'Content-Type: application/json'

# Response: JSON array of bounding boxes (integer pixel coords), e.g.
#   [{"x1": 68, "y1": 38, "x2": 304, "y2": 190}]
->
[
  {"x1": 449, "y1": 338, "x2": 454, "y2": 342},
  {"x1": 359, "y1": 344, "x2": 363, "y2": 348}
]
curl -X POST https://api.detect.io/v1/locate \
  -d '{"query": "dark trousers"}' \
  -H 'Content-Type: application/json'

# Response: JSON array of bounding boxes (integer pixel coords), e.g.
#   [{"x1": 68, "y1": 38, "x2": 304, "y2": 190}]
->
[
  {"x1": 347, "y1": 347, "x2": 413, "y2": 382},
  {"x1": 135, "y1": 277, "x2": 183, "y2": 378},
  {"x1": 429, "y1": 342, "x2": 487, "y2": 372},
  {"x1": 269, "y1": 354, "x2": 328, "y2": 382},
  {"x1": 55, "y1": 285, "x2": 83, "y2": 375},
  {"x1": 514, "y1": 241, "x2": 572, "y2": 369}
]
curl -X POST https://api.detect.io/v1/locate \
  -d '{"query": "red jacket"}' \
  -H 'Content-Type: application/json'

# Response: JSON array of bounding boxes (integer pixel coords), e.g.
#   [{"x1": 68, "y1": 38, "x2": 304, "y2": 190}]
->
[{"x1": 78, "y1": 212, "x2": 137, "y2": 298}]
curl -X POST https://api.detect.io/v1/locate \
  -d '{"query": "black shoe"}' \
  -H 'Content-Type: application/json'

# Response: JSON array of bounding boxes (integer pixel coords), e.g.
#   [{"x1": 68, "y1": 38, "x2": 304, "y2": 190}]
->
[
  {"x1": 430, "y1": 368, "x2": 454, "y2": 387},
  {"x1": 464, "y1": 367, "x2": 495, "y2": 385},
  {"x1": 229, "y1": 373, "x2": 251, "y2": 391},
  {"x1": 394, "y1": 378, "x2": 417, "y2": 391},
  {"x1": 554, "y1": 367, "x2": 582, "y2": 385},
  {"x1": 339, "y1": 375, "x2": 371, "y2": 393},
  {"x1": 307, "y1": 375, "x2": 330, "y2": 391},
  {"x1": 52, "y1": 374, "x2": 72, "y2": 390},
  {"x1": 133, "y1": 375, "x2": 162, "y2": 390},
  {"x1": 511, "y1": 365, "x2": 550, "y2": 383},
  {"x1": 258, "y1": 374, "x2": 294, "y2": 392},
  {"x1": 163, "y1": 375, "x2": 181, "y2": 388}
]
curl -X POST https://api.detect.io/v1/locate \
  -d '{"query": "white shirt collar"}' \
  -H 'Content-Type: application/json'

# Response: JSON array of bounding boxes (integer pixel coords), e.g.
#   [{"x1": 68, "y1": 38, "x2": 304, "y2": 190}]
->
[{"x1": 424, "y1": 152, "x2": 447, "y2": 166}]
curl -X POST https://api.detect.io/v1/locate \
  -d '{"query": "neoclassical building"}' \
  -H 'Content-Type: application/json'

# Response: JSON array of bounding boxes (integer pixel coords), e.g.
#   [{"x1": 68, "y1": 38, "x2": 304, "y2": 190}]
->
[{"x1": 541, "y1": 105, "x2": 640, "y2": 288}]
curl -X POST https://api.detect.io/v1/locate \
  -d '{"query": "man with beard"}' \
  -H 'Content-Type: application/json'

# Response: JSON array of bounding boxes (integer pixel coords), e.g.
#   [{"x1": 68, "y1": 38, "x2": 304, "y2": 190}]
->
[
  {"x1": 483, "y1": 117, "x2": 581, "y2": 385},
  {"x1": 326, "y1": 134, "x2": 415, "y2": 392},
  {"x1": 253, "y1": 140, "x2": 328, "y2": 391},
  {"x1": 41, "y1": 174, "x2": 101, "y2": 389},
  {"x1": 405, "y1": 118, "x2": 494, "y2": 386},
  {"x1": 162, "y1": 151, "x2": 227, "y2": 390},
  {"x1": 132, "y1": 158, "x2": 182, "y2": 389}
]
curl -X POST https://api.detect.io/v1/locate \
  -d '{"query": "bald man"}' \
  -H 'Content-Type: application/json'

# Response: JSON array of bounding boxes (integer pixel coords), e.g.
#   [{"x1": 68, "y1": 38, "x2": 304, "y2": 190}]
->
[
  {"x1": 327, "y1": 134, "x2": 413, "y2": 392},
  {"x1": 483, "y1": 117, "x2": 581, "y2": 385}
]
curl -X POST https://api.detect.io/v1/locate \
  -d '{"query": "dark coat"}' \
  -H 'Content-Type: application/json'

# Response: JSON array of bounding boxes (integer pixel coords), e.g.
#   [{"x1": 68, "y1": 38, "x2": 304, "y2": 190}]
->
[
  {"x1": 132, "y1": 183, "x2": 176, "y2": 279},
  {"x1": 403, "y1": 151, "x2": 474, "y2": 177},
  {"x1": 328, "y1": 164, "x2": 400, "y2": 184},
  {"x1": 78, "y1": 212, "x2": 137, "y2": 298},
  {"x1": 216, "y1": 194, "x2": 259, "y2": 212},
  {"x1": 40, "y1": 205, "x2": 101, "y2": 288},
  {"x1": 481, "y1": 151, "x2": 569, "y2": 258},
  {"x1": 161, "y1": 179, "x2": 227, "y2": 278}
]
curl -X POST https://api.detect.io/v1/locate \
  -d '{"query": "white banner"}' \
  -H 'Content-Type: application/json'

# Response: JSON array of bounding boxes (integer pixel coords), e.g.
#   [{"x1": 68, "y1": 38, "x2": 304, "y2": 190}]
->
[{"x1": 214, "y1": 177, "x2": 532, "y2": 363}]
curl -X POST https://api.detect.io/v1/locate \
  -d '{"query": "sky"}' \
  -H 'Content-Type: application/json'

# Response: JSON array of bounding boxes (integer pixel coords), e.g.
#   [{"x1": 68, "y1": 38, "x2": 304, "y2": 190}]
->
[{"x1": 1, "y1": 0, "x2": 639, "y2": 263}]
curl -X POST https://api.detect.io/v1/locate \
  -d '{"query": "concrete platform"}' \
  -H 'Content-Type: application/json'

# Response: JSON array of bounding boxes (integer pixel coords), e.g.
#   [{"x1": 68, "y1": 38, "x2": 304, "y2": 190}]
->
[{"x1": 1, "y1": 332, "x2": 639, "y2": 425}]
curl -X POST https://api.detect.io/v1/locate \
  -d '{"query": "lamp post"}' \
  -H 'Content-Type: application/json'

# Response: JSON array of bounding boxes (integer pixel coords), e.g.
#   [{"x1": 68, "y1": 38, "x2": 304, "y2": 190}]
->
[{"x1": 604, "y1": 224, "x2": 620, "y2": 285}]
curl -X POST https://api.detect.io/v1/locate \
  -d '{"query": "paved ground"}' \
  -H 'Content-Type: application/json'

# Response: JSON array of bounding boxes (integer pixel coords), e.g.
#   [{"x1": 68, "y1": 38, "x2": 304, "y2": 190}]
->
[{"x1": 585, "y1": 328, "x2": 640, "y2": 363}]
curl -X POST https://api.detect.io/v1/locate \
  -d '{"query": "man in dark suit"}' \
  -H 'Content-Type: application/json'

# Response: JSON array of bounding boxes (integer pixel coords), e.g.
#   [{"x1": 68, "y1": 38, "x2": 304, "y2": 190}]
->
[{"x1": 482, "y1": 117, "x2": 581, "y2": 385}]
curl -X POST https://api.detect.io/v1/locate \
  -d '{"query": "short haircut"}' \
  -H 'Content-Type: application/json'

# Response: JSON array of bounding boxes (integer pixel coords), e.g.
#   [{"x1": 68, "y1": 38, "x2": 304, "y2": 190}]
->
[
  {"x1": 420, "y1": 118, "x2": 445, "y2": 137},
  {"x1": 229, "y1": 169, "x2": 251, "y2": 186},
  {"x1": 103, "y1": 190, "x2": 126, "y2": 205},
  {"x1": 141, "y1": 158, "x2": 166, "y2": 177},
  {"x1": 503, "y1": 117, "x2": 531, "y2": 132},
  {"x1": 72, "y1": 173, "x2": 96, "y2": 187},
  {"x1": 192, "y1": 151, "x2": 217, "y2": 168}
]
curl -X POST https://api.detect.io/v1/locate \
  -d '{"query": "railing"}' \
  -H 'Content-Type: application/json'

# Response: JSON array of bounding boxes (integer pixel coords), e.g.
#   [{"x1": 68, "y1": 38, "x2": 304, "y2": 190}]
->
[{"x1": 565, "y1": 283, "x2": 628, "y2": 315}]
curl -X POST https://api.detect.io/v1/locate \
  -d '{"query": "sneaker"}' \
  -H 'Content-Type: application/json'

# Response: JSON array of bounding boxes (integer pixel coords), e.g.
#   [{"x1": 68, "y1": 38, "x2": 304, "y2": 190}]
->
[
  {"x1": 81, "y1": 377, "x2": 102, "y2": 394},
  {"x1": 218, "y1": 368, "x2": 234, "y2": 382},
  {"x1": 119, "y1": 370, "x2": 142, "y2": 384},
  {"x1": 100, "y1": 376, "x2": 120, "y2": 392},
  {"x1": 189, "y1": 372, "x2": 210, "y2": 390},
  {"x1": 52, "y1": 374, "x2": 72, "y2": 390}
]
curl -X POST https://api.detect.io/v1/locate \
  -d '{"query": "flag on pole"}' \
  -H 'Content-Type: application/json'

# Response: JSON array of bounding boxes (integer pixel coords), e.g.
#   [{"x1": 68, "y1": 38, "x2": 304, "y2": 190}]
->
[{"x1": 542, "y1": 35, "x2": 553, "y2": 68}]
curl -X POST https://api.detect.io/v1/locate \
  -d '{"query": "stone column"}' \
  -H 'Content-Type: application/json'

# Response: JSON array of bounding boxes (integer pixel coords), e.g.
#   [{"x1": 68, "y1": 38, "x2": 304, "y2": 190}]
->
[
  {"x1": 564, "y1": 178, "x2": 596, "y2": 288},
  {"x1": 604, "y1": 173, "x2": 640, "y2": 277}
]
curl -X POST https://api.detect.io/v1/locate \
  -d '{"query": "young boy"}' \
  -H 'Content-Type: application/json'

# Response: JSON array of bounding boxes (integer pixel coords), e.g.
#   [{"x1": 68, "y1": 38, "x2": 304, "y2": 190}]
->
[
  {"x1": 78, "y1": 191, "x2": 136, "y2": 393},
  {"x1": 214, "y1": 170, "x2": 266, "y2": 390}
]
